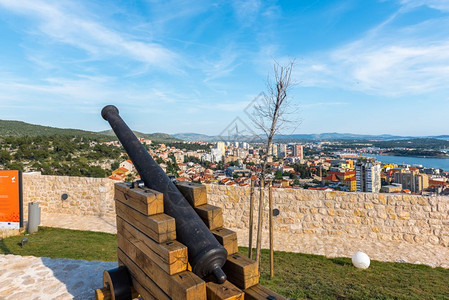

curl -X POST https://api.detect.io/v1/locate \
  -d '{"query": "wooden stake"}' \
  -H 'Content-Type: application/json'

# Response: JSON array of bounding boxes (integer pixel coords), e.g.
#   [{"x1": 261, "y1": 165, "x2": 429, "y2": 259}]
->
[
  {"x1": 248, "y1": 178, "x2": 255, "y2": 259},
  {"x1": 269, "y1": 181, "x2": 274, "y2": 279},
  {"x1": 254, "y1": 179, "x2": 264, "y2": 269}
]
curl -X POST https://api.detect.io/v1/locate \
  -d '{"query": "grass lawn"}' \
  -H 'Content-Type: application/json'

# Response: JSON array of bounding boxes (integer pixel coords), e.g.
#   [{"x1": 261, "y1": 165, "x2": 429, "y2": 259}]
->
[
  {"x1": 0, "y1": 226, "x2": 117, "y2": 261},
  {"x1": 239, "y1": 248, "x2": 449, "y2": 299},
  {"x1": 1, "y1": 227, "x2": 448, "y2": 299}
]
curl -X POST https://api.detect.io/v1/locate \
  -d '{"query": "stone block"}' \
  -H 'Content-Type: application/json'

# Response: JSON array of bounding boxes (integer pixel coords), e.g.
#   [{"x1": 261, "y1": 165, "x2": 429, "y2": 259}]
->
[
  {"x1": 429, "y1": 236, "x2": 439, "y2": 245},
  {"x1": 403, "y1": 234, "x2": 414, "y2": 243}
]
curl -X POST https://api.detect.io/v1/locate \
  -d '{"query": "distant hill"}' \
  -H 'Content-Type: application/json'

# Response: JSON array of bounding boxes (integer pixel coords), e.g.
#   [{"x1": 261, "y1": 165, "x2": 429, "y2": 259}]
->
[
  {"x1": 99, "y1": 130, "x2": 178, "y2": 142},
  {"x1": 0, "y1": 120, "x2": 106, "y2": 138},
  {"x1": 172, "y1": 133, "x2": 219, "y2": 142},
  {"x1": 0, "y1": 119, "x2": 179, "y2": 142},
  {"x1": 172, "y1": 132, "x2": 409, "y2": 142},
  {"x1": 1, "y1": 119, "x2": 446, "y2": 143},
  {"x1": 174, "y1": 132, "x2": 449, "y2": 142},
  {"x1": 273, "y1": 132, "x2": 412, "y2": 142}
]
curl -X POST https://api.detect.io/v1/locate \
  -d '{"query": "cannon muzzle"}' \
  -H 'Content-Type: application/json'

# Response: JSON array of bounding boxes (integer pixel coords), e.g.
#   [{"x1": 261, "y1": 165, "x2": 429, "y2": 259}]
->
[{"x1": 102, "y1": 105, "x2": 227, "y2": 283}]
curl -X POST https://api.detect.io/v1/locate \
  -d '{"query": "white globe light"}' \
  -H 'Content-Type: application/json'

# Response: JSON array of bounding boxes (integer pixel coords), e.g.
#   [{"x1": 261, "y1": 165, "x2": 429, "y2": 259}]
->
[{"x1": 352, "y1": 251, "x2": 370, "y2": 269}]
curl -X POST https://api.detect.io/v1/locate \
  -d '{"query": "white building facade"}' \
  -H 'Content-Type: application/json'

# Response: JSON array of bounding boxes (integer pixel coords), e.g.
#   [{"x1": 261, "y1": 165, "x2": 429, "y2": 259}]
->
[{"x1": 356, "y1": 158, "x2": 381, "y2": 192}]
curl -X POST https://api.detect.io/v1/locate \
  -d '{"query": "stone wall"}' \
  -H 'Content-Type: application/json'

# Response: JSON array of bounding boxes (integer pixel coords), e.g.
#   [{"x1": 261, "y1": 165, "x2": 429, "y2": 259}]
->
[
  {"x1": 8, "y1": 173, "x2": 449, "y2": 267},
  {"x1": 21, "y1": 173, "x2": 116, "y2": 219},
  {"x1": 206, "y1": 185, "x2": 449, "y2": 267}
]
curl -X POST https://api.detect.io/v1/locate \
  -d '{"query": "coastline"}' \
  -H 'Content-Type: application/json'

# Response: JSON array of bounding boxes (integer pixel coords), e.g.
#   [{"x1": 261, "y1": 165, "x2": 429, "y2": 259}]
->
[{"x1": 380, "y1": 153, "x2": 449, "y2": 159}]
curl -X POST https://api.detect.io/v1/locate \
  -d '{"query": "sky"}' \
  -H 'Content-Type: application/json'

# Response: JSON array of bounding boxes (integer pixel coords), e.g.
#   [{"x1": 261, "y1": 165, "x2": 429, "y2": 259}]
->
[{"x1": 0, "y1": 0, "x2": 449, "y2": 136}]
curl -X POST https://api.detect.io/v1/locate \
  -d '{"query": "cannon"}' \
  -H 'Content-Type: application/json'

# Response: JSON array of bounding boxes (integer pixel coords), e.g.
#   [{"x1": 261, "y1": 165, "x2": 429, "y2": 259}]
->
[{"x1": 101, "y1": 105, "x2": 227, "y2": 284}]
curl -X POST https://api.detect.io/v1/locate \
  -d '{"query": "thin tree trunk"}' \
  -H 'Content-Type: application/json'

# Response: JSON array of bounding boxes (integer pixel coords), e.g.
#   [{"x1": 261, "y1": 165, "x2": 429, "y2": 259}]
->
[
  {"x1": 255, "y1": 179, "x2": 265, "y2": 269},
  {"x1": 248, "y1": 178, "x2": 255, "y2": 259},
  {"x1": 269, "y1": 180, "x2": 274, "y2": 278}
]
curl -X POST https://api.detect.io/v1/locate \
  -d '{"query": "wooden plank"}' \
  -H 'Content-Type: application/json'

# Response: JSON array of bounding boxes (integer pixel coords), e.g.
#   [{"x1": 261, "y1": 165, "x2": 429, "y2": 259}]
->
[
  {"x1": 118, "y1": 236, "x2": 207, "y2": 300},
  {"x1": 194, "y1": 204, "x2": 223, "y2": 230},
  {"x1": 132, "y1": 278, "x2": 159, "y2": 300},
  {"x1": 115, "y1": 200, "x2": 176, "y2": 243},
  {"x1": 95, "y1": 287, "x2": 111, "y2": 300},
  {"x1": 206, "y1": 281, "x2": 244, "y2": 300},
  {"x1": 174, "y1": 181, "x2": 208, "y2": 207},
  {"x1": 223, "y1": 253, "x2": 259, "y2": 289},
  {"x1": 118, "y1": 247, "x2": 169, "y2": 300},
  {"x1": 211, "y1": 228, "x2": 238, "y2": 255},
  {"x1": 115, "y1": 182, "x2": 164, "y2": 216},
  {"x1": 244, "y1": 284, "x2": 287, "y2": 300},
  {"x1": 117, "y1": 216, "x2": 188, "y2": 275}
]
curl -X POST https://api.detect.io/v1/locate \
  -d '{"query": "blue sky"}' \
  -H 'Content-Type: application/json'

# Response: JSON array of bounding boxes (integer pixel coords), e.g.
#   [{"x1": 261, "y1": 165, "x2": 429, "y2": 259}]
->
[{"x1": 0, "y1": 0, "x2": 449, "y2": 136}]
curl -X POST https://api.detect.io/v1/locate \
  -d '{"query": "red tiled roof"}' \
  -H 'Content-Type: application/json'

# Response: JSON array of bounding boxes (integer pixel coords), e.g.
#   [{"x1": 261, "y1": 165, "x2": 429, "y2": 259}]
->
[{"x1": 177, "y1": 177, "x2": 190, "y2": 182}]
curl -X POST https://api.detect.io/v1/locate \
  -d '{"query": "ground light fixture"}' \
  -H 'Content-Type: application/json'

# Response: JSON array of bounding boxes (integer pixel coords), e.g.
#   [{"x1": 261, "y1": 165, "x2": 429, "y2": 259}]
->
[{"x1": 352, "y1": 251, "x2": 370, "y2": 269}]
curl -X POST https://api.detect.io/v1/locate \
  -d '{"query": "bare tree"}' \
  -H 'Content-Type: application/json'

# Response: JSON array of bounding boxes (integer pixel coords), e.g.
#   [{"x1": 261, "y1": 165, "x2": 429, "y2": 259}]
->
[{"x1": 248, "y1": 59, "x2": 296, "y2": 270}]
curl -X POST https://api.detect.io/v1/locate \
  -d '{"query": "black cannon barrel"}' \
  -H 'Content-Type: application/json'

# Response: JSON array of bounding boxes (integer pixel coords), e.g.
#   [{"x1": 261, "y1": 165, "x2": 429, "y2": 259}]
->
[{"x1": 102, "y1": 105, "x2": 227, "y2": 283}]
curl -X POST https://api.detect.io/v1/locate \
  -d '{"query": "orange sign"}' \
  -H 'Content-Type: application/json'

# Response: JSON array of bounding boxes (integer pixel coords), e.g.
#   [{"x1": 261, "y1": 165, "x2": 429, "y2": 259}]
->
[{"x1": 0, "y1": 170, "x2": 22, "y2": 229}]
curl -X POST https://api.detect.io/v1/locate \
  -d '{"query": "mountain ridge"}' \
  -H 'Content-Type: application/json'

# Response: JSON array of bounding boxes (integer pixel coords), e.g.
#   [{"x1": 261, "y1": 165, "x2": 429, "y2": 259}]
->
[
  {"x1": 0, "y1": 120, "x2": 178, "y2": 141},
  {"x1": 172, "y1": 132, "x2": 449, "y2": 142},
  {"x1": 1, "y1": 119, "x2": 447, "y2": 142}
]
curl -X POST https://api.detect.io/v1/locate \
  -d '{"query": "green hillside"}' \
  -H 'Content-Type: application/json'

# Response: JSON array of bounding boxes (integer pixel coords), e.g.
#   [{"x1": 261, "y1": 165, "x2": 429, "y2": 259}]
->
[
  {"x1": 0, "y1": 120, "x2": 178, "y2": 142},
  {"x1": 0, "y1": 120, "x2": 107, "y2": 139}
]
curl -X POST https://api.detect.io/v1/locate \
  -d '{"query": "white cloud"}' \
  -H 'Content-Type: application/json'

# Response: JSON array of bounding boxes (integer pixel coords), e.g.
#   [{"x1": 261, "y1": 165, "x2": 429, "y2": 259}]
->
[
  {"x1": 294, "y1": 5, "x2": 449, "y2": 97},
  {"x1": 301, "y1": 102, "x2": 348, "y2": 108},
  {"x1": 400, "y1": 0, "x2": 449, "y2": 12},
  {"x1": 202, "y1": 45, "x2": 240, "y2": 82},
  {"x1": 232, "y1": 0, "x2": 262, "y2": 25},
  {"x1": 0, "y1": 0, "x2": 178, "y2": 71}
]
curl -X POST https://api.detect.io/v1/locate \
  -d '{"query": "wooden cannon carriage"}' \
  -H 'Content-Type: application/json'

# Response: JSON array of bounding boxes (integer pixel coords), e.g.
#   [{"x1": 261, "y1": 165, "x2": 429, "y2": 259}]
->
[
  {"x1": 97, "y1": 105, "x2": 286, "y2": 299},
  {"x1": 95, "y1": 181, "x2": 286, "y2": 300}
]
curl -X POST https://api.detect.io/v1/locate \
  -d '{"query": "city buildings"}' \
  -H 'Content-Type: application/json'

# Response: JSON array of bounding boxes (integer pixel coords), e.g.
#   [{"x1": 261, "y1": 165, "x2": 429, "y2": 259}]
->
[
  {"x1": 355, "y1": 158, "x2": 381, "y2": 192},
  {"x1": 292, "y1": 144, "x2": 303, "y2": 160},
  {"x1": 394, "y1": 169, "x2": 429, "y2": 193}
]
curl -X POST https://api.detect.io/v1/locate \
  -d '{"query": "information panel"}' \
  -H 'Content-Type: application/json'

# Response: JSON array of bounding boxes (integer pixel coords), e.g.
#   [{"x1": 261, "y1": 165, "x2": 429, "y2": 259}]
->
[{"x1": 0, "y1": 170, "x2": 22, "y2": 229}]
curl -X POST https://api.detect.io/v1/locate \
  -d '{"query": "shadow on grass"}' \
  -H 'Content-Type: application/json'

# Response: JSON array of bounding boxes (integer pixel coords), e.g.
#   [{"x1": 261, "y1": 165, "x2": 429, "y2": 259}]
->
[
  {"x1": 330, "y1": 257, "x2": 352, "y2": 267},
  {"x1": 0, "y1": 238, "x2": 11, "y2": 254}
]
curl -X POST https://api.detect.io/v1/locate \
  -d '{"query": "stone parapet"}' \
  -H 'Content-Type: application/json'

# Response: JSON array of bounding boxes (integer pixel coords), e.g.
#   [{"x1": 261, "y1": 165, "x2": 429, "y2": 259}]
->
[
  {"x1": 10, "y1": 173, "x2": 449, "y2": 267},
  {"x1": 22, "y1": 173, "x2": 116, "y2": 220},
  {"x1": 206, "y1": 185, "x2": 449, "y2": 267}
]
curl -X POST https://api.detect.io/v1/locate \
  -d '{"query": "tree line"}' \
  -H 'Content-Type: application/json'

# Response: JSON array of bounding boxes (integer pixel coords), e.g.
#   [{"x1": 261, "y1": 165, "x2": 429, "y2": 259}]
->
[{"x1": 0, "y1": 135, "x2": 123, "y2": 178}]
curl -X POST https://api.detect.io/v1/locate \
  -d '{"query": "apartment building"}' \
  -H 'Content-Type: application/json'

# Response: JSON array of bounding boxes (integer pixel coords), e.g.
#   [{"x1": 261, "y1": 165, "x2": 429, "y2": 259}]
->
[
  {"x1": 394, "y1": 169, "x2": 429, "y2": 193},
  {"x1": 355, "y1": 158, "x2": 381, "y2": 192}
]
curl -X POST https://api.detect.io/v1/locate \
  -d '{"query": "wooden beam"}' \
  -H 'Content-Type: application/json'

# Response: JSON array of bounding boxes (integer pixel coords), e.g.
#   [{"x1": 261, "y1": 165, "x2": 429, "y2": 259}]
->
[
  {"x1": 244, "y1": 284, "x2": 287, "y2": 300},
  {"x1": 194, "y1": 204, "x2": 223, "y2": 230},
  {"x1": 115, "y1": 200, "x2": 176, "y2": 243},
  {"x1": 117, "y1": 216, "x2": 188, "y2": 275},
  {"x1": 174, "y1": 181, "x2": 208, "y2": 207},
  {"x1": 206, "y1": 281, "x2": 244, "y2": 300},
  {"x1": 115, "y1": 182, "x2": 164, "y2": 216},
  {"x1": 118, "y1": 238, "x2": 206, "y2": 300},
  {"x1": 95, "y1": 287, "x2": 111, "y2": 300},
  {"x1": 222, "y1": 253, "x2": 259, "y2": 289},
  {"x1": 118, "y1": 248, "x2": 170, "y2": 300},
  {"x1": 211, "y1": 228, "x2": 238, "y2": 255}
]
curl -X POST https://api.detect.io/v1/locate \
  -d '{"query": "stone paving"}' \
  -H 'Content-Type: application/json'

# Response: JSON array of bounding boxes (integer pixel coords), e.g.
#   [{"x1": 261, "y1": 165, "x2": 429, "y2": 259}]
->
[
  {"x1": 0, "y1": 254, "x2": 117, "y2": 300},
  {"x1": 1, "y1": 213, "x2": 118, "y2": 300}
]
